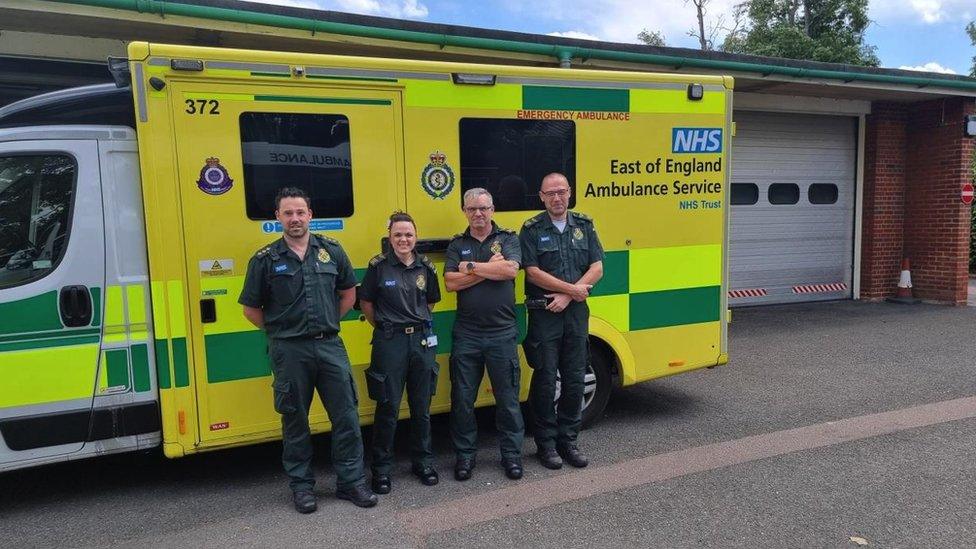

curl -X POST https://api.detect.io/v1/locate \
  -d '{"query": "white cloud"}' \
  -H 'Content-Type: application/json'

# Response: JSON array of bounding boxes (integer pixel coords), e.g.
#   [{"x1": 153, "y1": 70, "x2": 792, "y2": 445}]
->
[
  {"x1": 544, "y1": 0, "x2": 741, "y2": 48},
  {"x1": 899, "y1": 62, "x2": 957, "y2": 74},
  {"x1": 246, "y1": 0, "x2": 429, "y2": 19},
  {"x1": 400, "y1": 0, "x2": 428, "y2": 18},
  {"x1": 547, "y1": 31, "x2": 602, "y2": 41},
  {"x1": 245, "y1": 0, "x2": 322, "y2": 8},
  {"x1": 870, "y1": 0, "x2": 974, "y2": 24}
]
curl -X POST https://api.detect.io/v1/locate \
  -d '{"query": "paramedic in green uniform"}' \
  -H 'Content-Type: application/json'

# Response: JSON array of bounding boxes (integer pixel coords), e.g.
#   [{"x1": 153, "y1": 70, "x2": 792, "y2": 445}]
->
[
  {"x1": 444, "y1": 188, "x2": 525, "y2": 482},
  {"x1": 239, "y1": 187, "x2": 377, "y2": 513},
  {"x1": 519, "y1": 173, "x2": 604, "y2": 470},
  {"x1": 359, "y1": 211, "x2": 441, "y2": 495}
]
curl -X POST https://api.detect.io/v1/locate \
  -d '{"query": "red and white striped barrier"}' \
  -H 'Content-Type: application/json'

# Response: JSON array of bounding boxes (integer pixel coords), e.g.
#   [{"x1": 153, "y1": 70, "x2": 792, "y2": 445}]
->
[
  {"x1": 792, "y1": 283, "x2": 847, "y2": 294},
  {"x1": 728, "y1": 288, "x2": 768, "y2": 298}
]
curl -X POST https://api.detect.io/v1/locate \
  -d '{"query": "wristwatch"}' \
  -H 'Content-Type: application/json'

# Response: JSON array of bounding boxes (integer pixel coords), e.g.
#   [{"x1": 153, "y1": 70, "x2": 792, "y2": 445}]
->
[{"x1": 465, "y1": 261, "x2": 475, "y2": 273}]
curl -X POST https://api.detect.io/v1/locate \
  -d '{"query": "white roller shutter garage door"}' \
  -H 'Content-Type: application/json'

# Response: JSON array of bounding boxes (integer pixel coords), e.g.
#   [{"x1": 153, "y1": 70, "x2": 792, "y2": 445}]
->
[{"x1": 729, "y1": 111, "x2": 856, "y2": 306}]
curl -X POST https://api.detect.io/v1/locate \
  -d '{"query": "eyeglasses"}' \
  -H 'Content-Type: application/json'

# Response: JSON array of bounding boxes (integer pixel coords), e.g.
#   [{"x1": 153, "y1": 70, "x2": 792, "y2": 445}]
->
[
  {"x1": 464, "y1": 206, "x2": 493, "y2": 213},
  {"x1": 541, "y1": 189, "x2": 570, "y2": 198}
]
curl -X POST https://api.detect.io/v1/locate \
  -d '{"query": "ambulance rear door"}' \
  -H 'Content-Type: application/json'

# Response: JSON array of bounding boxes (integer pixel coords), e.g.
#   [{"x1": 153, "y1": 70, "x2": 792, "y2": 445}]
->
[{"x1": 167, "y1": 80, "x2": 403, "y2": 445}]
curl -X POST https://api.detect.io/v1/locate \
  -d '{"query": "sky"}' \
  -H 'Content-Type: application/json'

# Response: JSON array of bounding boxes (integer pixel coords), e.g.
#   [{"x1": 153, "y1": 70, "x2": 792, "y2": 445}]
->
[{"x1": 247, "y1": 0, "x2": 975, "y2": 76}]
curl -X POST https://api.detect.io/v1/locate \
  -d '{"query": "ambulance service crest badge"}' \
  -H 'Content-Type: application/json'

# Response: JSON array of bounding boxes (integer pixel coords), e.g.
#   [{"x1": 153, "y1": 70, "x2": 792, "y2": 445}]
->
[
  {"x1": 318, "y1": 249, "x2": 331, "y2": 264},
  {"x1": 416, "y1": 274, "x2": 427, "y2": 290},
  {"x1": 573, "y1": 227, "x2": 584, "y2": 241},
  {"x1": 196, "y1": 157, "x2": 234, "y2": 196},
  {"x1": 420, "y1": 151, "x2": 455, "y2": 199},
  {"x1": 490, "y1": 240, "x2": 502, "y2": 255}
]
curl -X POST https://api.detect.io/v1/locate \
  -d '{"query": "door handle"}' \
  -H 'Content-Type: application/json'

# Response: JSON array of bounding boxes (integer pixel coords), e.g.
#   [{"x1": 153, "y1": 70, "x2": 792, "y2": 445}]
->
[
  {"x1": 200, "y1": 299, "x2": 217, "y2": 323},
  {"x1": 59, "y1": 285, "x2": 92, "y2": 327}
]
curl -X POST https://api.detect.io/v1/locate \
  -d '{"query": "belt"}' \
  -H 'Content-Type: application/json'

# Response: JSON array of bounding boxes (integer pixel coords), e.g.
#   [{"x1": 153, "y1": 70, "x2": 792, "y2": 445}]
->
[{"x1": 382, "y1": 323, "x2": 425, "y2": 334}]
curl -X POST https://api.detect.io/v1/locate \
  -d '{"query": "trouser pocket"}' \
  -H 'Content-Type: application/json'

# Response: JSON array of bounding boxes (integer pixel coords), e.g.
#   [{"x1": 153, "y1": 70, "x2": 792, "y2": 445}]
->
[
  {"x1": 365, "y1": 368, "x2": 387, "y2": 403},
  {"x1": 510, "y1": 358, "x2": 520, "y2": 388},
  {"x1": 521, "y1": 338, "x2": 542, "y2": 370},
  {"x1": 430, "y1": 362, "x2": 440, "y2": 396},
  {"x1": 272, "y1": 379, "x2": 297, "y2": 414}
]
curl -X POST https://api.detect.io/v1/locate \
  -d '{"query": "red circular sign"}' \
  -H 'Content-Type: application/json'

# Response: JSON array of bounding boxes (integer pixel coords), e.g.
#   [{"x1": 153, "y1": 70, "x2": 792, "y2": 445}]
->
[{"x1": 963, "y1": 183, "x2": 974, "y2": 205}]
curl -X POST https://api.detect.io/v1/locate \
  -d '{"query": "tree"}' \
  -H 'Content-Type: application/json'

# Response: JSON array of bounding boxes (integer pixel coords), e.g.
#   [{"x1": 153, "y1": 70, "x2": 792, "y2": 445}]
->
[
  {"x1": 637, "y1": 28, "x2": 666, "y2": 47},
  {"x1": 967, "y1": 20, "x2": 976, "y2": 77},
  {"x1": 722, "y1": 0, "x2": 879, "y2": 66},
  {"x1": 685, "y1": 0, "x2": 726, "y2": 51}
]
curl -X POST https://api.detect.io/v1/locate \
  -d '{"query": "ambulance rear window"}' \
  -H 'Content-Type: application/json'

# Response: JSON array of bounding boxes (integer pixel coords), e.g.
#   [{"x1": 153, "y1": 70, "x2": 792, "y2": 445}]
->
[
  {"x1": 240, "y1": 112, "x2": 353, "y2": 220},
  {"x1": 459, "y1": 118, "x2": 576, "y2": 212}
]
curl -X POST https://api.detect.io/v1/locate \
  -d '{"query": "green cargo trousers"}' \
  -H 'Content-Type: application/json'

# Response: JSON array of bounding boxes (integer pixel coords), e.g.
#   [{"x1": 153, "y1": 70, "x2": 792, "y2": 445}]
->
[
  {"x1": 269, "y1": 335, "x2": 366, "y2": 492},
  {"x1": 449, "y1": 329, "x2": 524, "y2": 460},
  {"x1": 365, "y1": 327, "x2": 438, "y2": 475},
  {"x1": 524, "y1": 301, "x2": 589, "y2": 451}
]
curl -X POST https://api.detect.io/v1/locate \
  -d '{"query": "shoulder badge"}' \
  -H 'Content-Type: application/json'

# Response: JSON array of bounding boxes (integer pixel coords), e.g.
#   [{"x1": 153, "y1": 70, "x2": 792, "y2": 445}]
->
[
  {"x1": 315, "y1": 234, "x2": 339, "y2": 245},
  {"x1": 369, "y1": 253, "x2": 386, "y2": 267},
  {"x1": 419, "y1": 254, "x2": 437, "y2": 274},
  {"x1": 522, "y1": 212, "x2": 546, "y2": 228}
]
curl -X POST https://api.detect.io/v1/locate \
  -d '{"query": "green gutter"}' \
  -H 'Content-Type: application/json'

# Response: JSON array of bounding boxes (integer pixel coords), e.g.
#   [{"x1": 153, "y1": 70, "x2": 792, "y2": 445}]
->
[{"x1": 46, "y1": 0, "x2": 976, "y2": 92}]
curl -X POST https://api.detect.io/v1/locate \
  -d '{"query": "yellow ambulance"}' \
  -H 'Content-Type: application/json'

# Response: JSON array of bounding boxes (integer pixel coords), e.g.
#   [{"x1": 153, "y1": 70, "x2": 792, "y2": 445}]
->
[{"x1": 0, "y1": 42, "x2": 731, "y2": 471}]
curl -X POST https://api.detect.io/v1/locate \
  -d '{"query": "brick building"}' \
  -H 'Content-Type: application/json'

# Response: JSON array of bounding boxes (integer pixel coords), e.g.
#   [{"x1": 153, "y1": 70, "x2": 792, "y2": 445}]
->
[{"x1": 2, "y1": 0, "x2": 974, "y2": 304}]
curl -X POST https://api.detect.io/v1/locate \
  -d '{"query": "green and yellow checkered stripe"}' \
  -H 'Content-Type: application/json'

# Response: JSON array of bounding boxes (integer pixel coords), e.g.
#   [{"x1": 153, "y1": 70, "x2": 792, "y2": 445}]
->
[
  {"x1": 589, "y1": 245, "x2": 723, "y2": 334},
  {"x1": 195, "y1": 244, "x2": 720, "y2": 385}
]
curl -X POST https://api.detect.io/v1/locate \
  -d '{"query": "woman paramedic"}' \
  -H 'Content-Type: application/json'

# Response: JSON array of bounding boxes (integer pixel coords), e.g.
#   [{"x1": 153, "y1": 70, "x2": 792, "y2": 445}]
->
[{"x1": 359, "y1": 211, "x2": 441, "y2": 494}]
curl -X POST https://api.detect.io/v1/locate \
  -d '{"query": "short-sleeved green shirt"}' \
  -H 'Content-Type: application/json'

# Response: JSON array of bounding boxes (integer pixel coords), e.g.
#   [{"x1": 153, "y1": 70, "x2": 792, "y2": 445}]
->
[
  {"x1": 359, "y1": 252, "x2": 441, "y2": 326},
  {"x1": 238, "y1": 234, "x2": 357, "y2": 339},
  {"x1": 444, "y1": 221, "x2": 521, "y2": 336},
  {"x1": 519, "y1": 210, "x2": 604, "y2": 299}
]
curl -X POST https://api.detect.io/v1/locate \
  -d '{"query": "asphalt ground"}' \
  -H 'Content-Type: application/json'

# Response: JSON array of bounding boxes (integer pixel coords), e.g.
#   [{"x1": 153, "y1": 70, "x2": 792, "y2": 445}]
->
[{"x1": 2, "y1": 300, "x2": 976, "y2": 548}]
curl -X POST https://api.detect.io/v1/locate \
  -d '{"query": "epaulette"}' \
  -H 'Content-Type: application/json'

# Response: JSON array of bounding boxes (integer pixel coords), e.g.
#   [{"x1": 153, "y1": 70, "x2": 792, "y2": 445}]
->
[
  {"x1": 314, "y1": 233, "x2": 340, "y2": 246},
  {"x1": 254, "y1": 246, "x2": 271, "y2": 258},
  {"x1": 496, "y1": 226, "x2": 516, "y2": 235},
  {"x1": 522, "y1": 212, "x2": 546, "y2": 228},
  {"x1": 570, "y1": 211, "x2": 593, "y2": 222},
  {"x1": 419, "y1": 254, "x2": 437, "y2": 273},
  {"x1": 450, "y1": 232, "x2": 465, "y2": 240},
  {"x1": 368, "y1": 253, "x2": 386, "y2": 267}
]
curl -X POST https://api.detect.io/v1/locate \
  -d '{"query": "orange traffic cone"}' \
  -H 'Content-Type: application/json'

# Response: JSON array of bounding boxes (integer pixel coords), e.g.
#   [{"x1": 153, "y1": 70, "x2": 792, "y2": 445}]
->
[{"x1": 887, "y1": 258, "x2": 919, "y2": 304}]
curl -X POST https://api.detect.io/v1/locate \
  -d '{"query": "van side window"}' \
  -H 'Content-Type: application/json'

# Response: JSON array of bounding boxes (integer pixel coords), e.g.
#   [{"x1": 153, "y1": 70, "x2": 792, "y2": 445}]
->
[
  {"x1": 0, "y1": 155, "x2": 76, "y2": 289},
  {"x1": 458, "y1": 118, "x2": 576, "y2": 212},
  {"x1": 240, "y1": 112, "x2": 354, "y2": 220}
]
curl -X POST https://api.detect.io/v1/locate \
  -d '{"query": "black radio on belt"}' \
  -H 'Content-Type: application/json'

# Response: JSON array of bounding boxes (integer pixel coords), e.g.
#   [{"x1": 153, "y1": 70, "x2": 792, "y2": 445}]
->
[{"x1": 525, "y1": 297, "x2": 553, "y2": 310}]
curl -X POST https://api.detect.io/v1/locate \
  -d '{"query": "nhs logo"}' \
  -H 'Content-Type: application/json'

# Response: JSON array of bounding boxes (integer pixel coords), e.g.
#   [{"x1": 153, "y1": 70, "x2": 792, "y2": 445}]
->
[{"x1": 672, "y1": 128, "x2": 723, "y2": 153}]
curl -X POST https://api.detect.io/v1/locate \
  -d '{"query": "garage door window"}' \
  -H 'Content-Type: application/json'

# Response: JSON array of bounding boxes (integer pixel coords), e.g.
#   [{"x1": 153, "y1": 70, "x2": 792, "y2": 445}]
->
[
  {"x1": 240, "y1": 112, "x2": 353, "y2": 220},
  {"x1": 808, "y1": 183, "x2": 838, "y2": 205},
  {"x1": 731, "y1": 183, "x2": 759, "y2": 205},
  {"x1": 768, "y1": 183, "x2": 799, "y2": 205},
  {"x1": 458, "y1": 118, "x2": 576, "y2": 212}
]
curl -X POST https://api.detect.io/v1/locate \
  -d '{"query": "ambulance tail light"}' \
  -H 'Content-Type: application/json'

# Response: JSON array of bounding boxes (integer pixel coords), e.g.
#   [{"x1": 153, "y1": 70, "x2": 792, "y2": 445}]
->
[{"x1": 452, "y1": 73, "x2": 496, "y2": 86}]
